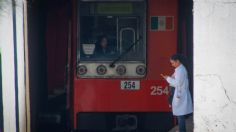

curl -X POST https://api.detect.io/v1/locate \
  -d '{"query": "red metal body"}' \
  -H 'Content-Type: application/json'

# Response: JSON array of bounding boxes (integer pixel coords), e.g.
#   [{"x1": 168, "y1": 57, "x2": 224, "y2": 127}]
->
[{"x1": 70, "y1": 0, "x2": 178, "y2": 129}]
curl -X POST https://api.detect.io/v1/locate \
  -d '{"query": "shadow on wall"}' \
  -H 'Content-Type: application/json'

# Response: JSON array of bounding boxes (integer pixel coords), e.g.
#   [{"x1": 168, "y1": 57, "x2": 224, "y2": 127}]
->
[
  {"x1": 27, "y1": 0, "x2": 48, "y2": 131},
  {"x1": 177, "y1": 0, "x2": 193, "y2": 98}
]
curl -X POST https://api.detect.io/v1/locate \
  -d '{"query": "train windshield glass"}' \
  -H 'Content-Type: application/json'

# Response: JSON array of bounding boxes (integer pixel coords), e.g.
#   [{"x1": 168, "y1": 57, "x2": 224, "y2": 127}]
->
[{"x1": 78, "y1": 2, "x2": 146, "y2": 61}]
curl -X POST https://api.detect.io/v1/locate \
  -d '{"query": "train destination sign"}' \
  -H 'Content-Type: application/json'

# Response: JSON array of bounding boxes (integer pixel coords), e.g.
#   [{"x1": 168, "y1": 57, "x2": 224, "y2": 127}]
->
[{"x1": 97, "y1": 3, "x2": 133, "y2": 14}]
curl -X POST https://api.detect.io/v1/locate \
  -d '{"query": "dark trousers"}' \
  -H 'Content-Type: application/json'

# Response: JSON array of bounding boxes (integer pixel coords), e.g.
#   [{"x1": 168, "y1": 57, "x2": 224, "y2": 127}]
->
[
  {"x1": 168, "y1": 86, "x2": 175, "y2": 105},
  {"x1": 177, "y1": 115, "x2": 186, "y2": 132}
]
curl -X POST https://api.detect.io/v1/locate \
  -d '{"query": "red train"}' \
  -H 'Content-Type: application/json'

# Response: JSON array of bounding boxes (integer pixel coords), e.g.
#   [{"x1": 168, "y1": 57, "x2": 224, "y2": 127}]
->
[{"x1": 61, "y1": 0, "x2": 192, "y2": 131}]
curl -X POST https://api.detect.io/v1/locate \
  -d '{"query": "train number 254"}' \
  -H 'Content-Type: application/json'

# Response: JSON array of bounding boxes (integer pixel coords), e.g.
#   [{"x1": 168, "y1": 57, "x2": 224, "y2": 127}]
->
[{"x1": 150, "y1": 86, "x2": 169, "y2": 96}]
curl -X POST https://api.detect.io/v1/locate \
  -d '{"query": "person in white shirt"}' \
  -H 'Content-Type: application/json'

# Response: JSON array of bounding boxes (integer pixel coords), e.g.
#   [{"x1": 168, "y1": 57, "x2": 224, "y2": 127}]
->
[{"x1": 161, "y1": 54, "x2": 193, "y2": 132}]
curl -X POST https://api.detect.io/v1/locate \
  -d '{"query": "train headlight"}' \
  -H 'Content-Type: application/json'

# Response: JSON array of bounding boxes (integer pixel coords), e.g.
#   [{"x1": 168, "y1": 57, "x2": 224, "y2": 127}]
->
[
  {"x1": 77, "y1": 65, "x2": 87, "y2": 75},
  {"x1": 136, "y1": 65, "x2": 146, "y2": 75},
  {"x1": 97, "y1": 65, "x2": 107, "y2": 75},
  {"x1": 116, "y1": 65, "x2": 126, "y2": 75}
]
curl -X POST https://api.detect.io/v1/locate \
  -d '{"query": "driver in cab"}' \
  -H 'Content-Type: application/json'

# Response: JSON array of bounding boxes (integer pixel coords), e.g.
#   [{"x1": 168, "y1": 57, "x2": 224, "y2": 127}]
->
[{"x1": 94, "y1": 35, "x2": 116, "y2": 58}]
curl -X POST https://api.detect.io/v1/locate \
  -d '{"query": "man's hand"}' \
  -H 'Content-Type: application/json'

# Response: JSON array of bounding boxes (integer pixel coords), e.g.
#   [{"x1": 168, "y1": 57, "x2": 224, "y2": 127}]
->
[{"x1": 160, "y1": 74, "x2": 168, "y2": 79}]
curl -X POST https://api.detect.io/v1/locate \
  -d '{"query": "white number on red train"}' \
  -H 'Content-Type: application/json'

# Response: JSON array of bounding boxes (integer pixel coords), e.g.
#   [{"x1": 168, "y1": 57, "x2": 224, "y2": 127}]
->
[{"x1": 150, "y1": 86, "x2": 169, "y2": 95}]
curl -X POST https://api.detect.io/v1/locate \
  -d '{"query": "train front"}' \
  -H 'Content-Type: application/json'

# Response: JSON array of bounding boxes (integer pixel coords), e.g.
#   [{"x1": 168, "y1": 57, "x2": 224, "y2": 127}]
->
[{"x1": 72, "y1": 0, "x2": 178, "y2": 131}]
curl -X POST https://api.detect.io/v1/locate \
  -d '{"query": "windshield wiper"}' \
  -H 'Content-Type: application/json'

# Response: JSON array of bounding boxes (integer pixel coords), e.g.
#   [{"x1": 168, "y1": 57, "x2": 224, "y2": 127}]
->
[{"x1": 109, "y1": 36, "x2": 142, "y2": 68}]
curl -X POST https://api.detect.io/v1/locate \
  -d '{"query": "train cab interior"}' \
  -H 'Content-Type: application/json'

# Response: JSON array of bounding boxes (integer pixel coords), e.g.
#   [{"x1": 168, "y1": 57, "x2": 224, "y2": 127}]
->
[{"x1": 26, "y1": 0, "x2": 193, "y2": 131}]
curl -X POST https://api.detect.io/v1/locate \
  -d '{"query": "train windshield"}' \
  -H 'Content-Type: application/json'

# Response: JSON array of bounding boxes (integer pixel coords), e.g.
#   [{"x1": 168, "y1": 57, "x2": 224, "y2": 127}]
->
[{"x1": 78, "y1": 1, "x2": 146, "y2": 62}]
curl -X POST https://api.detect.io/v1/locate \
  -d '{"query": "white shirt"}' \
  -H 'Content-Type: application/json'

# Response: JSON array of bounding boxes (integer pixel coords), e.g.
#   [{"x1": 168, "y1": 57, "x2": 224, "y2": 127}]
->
[{"x1": 166, "y1": 64, "x2": 193, "y2": 116}]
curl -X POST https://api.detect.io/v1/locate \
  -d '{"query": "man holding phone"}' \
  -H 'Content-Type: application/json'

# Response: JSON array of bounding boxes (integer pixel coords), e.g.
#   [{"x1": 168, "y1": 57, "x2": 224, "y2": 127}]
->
[{"x1": 161, "y1": 54, "x2": 193, "y2": 132}]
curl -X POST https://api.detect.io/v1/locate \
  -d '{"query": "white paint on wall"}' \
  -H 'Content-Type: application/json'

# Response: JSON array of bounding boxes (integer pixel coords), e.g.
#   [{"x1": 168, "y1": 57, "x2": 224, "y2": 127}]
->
[
  {"x1": 0, "y1": 1, "x2": 17, "y2": 131},
  {"x1": 0, "y1": 0, "x2": 26, "y2": 132},
  {"x1": 194, "y1": 0, "x2": 236, "y2": 131}
]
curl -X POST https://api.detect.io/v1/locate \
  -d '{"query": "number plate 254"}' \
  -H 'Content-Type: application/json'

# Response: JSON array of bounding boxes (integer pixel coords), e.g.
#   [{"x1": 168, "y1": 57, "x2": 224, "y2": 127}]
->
[{"x1": 120, "y1": 80, "x2": 140, "y2": 90}]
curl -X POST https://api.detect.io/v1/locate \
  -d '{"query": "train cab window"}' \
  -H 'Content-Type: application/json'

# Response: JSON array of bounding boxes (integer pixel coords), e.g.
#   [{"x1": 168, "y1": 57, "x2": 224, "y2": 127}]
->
[
  {"x1": 78, "y1": 1, "x2": 146, "y2": 62},
  {"x1": 77, "y1": 0, "x2": 146, "y2": 78}
]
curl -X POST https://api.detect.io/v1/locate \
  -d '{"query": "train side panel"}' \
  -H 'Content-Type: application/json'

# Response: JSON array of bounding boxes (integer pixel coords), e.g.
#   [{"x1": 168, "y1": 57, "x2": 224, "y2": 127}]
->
[{"x1": 147, "y1": 0, "x2": 178, "y2": 79}]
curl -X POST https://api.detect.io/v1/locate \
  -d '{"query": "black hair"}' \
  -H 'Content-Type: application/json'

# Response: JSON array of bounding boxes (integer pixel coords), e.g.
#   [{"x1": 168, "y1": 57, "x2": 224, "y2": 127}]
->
[
  {"x1": 170, "y1": 54, "x2": 188, "y2": 69},
  {"x1": 95, "y1": 35, "x2": 110, "y2": 54},
  {"x1": 96, "y1": 35, "x2": 108, "y2": 46},
  {"x1": 170, "y1": 54, "x2": 183, "y2": 62}
]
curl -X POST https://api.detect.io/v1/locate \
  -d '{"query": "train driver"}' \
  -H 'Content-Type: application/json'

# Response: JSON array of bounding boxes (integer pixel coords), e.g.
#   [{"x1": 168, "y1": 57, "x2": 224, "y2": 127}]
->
[{"x1": 94, "y1": 35, "x2": 116, "y2": 58}]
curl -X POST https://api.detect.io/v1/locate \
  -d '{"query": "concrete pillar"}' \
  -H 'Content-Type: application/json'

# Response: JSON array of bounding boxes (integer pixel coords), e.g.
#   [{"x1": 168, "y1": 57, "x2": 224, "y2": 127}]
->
[
  {"x1": 194, "y1": 0, "x2": 236, "y2": 131},
  {"x1": 0, "y1": 0, "x2": 27, "y2": 132}
]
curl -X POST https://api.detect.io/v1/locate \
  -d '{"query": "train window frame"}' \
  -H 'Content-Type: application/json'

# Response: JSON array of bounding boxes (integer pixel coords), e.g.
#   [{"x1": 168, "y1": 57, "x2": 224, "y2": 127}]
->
[
  {"x1": 77, "y1": 0, "x2": 147, "y2": 63},
  {"x1": 76, "y1": 0, "x2": 147, "y2": 78}
]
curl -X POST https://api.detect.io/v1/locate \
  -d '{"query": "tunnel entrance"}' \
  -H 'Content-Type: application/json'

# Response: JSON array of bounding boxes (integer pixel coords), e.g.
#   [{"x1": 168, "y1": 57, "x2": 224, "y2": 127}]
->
[{"x1": 26, "y1": 0, "x2": 193, "y2": 131}]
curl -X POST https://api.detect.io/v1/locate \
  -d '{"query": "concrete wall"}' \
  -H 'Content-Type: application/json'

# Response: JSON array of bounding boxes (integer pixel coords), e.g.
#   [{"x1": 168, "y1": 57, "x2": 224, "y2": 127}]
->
[
  {"x1": 194, "y1": 0, "x2": 236, "y2": 131},
  {"x1": 0, "y1": 1, "x2": 17, "y2": 131},
  {"x1": 0, "y1": 0, "x2": 27, "y2": 132}
]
